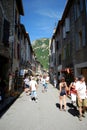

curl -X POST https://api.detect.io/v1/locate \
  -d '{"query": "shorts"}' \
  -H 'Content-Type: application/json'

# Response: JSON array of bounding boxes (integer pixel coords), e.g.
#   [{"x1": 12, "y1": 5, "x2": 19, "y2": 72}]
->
[
  {"x1": 84, "y1": 98, "x2": 87, "y2": 107},
  {"x1": 77, "y1": 98, "x2": 87, "y2": 107},
  {"x1": 43, "y1": 83, "x2": 47, "y2": 89},
  {"x1": 25, "y1": 84, "x2": 29, "y2": 88},
  {"x1": 60, "y1": 90, "x2": 66, "y2": 96},
  {"x1": 71, "y1": 93, "x2": 76, "y2": 102}
]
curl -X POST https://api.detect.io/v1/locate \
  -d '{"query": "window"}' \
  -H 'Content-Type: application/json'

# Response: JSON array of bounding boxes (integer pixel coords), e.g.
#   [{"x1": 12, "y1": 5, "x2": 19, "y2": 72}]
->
[
  {"x1": 78, "y1": 31, "x2": 82, "y2": 47},
  {"x1": 53, "y1": 39, "x2": 55, "y2": 53},
  {"x1": 15, "y1": 9, "x2": 17, "y2": 25},
  {"x1": 66, "y1": 44, "x2": 71, "y2": 58},
  {"x1": 59, "y1": 54, "x2": 61, "y2": 65},
  {"x1": 74, "y1": 0, "x2": 82, "y2": 21},
  {"x1": 63, "y1": 25, "x2": 66, "y2": 39},
  {"x1": 75, "y1": 31, "x2": 82, "y2": 50},
  {"x1": 65, "y1": 17, "x2": 70, "y2": 32},
  {"x1": 80, "y1": 0, "x2": 83, "y2": 11}
]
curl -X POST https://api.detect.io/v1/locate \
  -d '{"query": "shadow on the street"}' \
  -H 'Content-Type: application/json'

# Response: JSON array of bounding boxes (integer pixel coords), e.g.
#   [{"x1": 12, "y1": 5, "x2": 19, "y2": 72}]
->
[
  {"x1": 0, "y1": 93, "x2": 23, "y2": 118},
  {"x1": 56, "y1": 103, "x2": 60, "y2": 109},
  {"x1": 67, "y1": 103, "x2": 79, "y2": 117},
  {"x1": 0, "y1": 101, "x2": 15, "y2": 118},
  {"x1": 56, "y1": 102, "x2": 79, "y2": 117}
]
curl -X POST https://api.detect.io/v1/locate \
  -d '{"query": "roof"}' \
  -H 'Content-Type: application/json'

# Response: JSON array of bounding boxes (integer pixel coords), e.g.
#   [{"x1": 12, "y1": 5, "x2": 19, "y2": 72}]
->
[
  {"x1": 61, "y1": 0, "x2": 74, "y2": 24},
  {"x1": 20, "y1": 24, "x2": 26, "y2": 34},
  {"x1": 16, "y1": 0, "x2": 24, "y2": 15}
]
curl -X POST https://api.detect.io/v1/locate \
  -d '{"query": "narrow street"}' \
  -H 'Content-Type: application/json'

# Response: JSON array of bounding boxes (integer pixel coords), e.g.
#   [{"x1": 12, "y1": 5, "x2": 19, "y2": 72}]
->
[{"x1": 0, "y1": 84, "x2": 87, "y2": 130}]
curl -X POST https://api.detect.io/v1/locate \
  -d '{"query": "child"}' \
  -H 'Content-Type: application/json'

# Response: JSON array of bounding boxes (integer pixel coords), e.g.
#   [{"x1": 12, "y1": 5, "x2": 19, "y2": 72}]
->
[
  {"x1": 29, "y1": 77, "x2": 38, "y2": 102},
  {"x1": 42, "y1": 75, "x2": 47, "y2": 92},
  {"x1": 24, "y1": 74, "x2": 30, "y2": 94}
]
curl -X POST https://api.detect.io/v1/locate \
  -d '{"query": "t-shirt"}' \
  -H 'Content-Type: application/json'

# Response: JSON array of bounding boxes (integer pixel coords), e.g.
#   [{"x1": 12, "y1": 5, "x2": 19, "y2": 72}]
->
[
  {"x1": 70, "y1": 82, "x2": 77, "y2": 94},
  {"x1": 76, "y1": 81, "x2": 86, "y2": 99},
  {"x1": 29, "y1": 80, "x2": 37, "y2": 91},
  {"x1": 42, "y1": 78, "x2": 46, "y2": 85},
  {"x1": 24, "y1": 78, "x2": 30, "y2": 86}
]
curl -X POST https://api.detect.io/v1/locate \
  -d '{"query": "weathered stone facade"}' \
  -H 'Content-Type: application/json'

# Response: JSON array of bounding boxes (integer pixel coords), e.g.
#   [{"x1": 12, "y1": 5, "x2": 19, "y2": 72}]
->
[
  {"x1": 0, "y1": 0, "x2": 11, "y2": 79},
  {"x1": 0, "y1": 0, "x2": 35, "y2": 94},
  {"x1": 50, "y1": 0, "x2": 87, "y2": 84}
]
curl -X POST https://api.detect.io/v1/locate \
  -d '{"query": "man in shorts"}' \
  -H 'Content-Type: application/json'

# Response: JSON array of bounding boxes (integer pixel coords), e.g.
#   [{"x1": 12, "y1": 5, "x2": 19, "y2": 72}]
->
[{"x1": 76, "y1": 75, "x2": 87, "y2": 121}]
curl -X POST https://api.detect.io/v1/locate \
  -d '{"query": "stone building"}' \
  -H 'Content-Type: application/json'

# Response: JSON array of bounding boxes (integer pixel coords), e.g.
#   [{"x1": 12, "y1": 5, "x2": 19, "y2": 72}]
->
[
  {"x1": 49, "y1": 35, "x2": 56, "y2": 84},
  {"x1": 0, "y1": 0, "x2": 36, "y2": 94},
  {"x1": 10, "y1": 0, "x2": 24, "y2": 72},
  {"x1": 0, "y1": 0, "x2": 10, "y2": 79},
  {"x1": 0, "y1": 0, "x2": 24, "y2": 79},
  {"x1": 74, "y1": 0, "x2": 87, "y2": 83},
  {"x1": 49, "y1": 0, "x2": 87, "y2": 84}
]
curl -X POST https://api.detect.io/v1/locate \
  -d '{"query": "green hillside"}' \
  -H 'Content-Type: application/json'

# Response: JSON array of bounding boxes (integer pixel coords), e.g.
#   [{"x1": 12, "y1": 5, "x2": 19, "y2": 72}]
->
[{"x1": 32, "y1": 38, "x2": 49, "y2": 70}]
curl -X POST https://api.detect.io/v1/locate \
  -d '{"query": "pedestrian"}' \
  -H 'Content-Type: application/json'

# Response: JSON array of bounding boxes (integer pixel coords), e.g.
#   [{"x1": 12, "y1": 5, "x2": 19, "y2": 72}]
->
[
  {"x1": 69, "y1": 77, "x2": 78, "y2": 106},
  {"x1": 29, "y1": 76, "x2": 38, "y2": 102},
  {"x1": 42, "y1": 75, "x2": 47, "y2": 93},
  {"x1": 36, "y1": 75, "x2": 40, "y2": 84},
  {"x1": 54, "y1": 76, "x2": 57, "y2": 88},
  {"x1": 45, "y1": 74, "x2": 49, "y2": 89},
  {"x1": 76, "y1": 75, "x2": 87, "y2": 121},
  {"x1": 59, "y1": 77, "x2": 68, "y2": 111},
  {"x1": 24, "y1": 73, "x2": 30, "y2": 94}
]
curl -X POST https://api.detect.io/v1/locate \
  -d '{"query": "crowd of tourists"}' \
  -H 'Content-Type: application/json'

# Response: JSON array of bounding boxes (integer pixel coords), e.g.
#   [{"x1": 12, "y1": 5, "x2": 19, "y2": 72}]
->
[
  {"x1": 14, "y1": 70, "x2": 87, "y2": 121},
  {"x1": 23, "y1": 73, "x2": 49, "y2": 103},
  {"x1": 59, "y1": 75, "x2": 87, "y2": 121}
]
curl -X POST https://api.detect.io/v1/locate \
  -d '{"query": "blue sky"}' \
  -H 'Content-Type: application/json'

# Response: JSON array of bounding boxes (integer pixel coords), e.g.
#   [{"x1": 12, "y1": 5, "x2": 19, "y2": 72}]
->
[{"x1": 21, "y1": 0, "x2": 66, "y2": 42}]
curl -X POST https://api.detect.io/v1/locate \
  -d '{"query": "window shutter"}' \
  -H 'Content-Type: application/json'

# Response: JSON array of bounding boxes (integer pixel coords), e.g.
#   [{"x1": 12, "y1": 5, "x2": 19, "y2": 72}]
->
[
  {"x1": 80, "y1": 0, "x2": 83, "y2": 11},
  {"x1": 63, "y1": 25, "x2": 66, "y2": 39},
  {"x1": 65, "y1": 18, "x2": 70, "y2": 32},
  {"x1": 53, "y1": 39, "x2": 55, "y2": 53},
  {"x1": 2, "y1": 19, "x2": 10, "y2": 46}
]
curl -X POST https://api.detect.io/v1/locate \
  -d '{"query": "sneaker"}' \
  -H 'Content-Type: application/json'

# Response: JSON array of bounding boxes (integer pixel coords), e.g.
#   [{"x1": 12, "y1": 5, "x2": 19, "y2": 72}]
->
[
  {"x1": 35, "y1": 99, "x2": 38, "y2": 103},
  {"x1": 78, "y1": 115, "x2": 82, "y2": 121}
]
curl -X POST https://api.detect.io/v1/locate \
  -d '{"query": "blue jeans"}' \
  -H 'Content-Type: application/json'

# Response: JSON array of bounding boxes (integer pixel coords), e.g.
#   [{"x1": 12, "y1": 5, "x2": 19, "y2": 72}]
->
[{"x1": 31, "y1": 91, "x2": 37, "y2": 98}]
